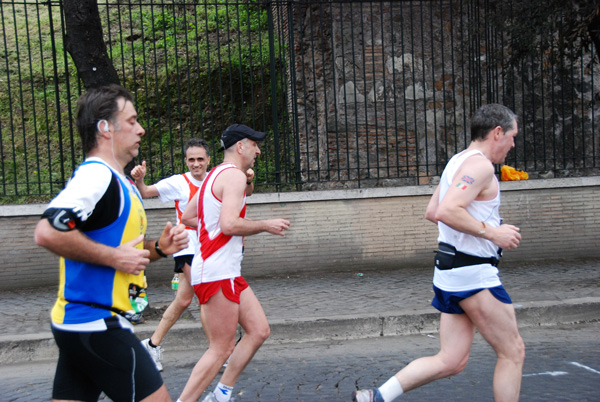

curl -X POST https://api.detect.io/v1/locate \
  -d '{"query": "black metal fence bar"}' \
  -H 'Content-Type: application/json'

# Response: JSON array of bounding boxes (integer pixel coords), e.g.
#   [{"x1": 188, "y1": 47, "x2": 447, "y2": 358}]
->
[{"x1": 0, "y1": 0, "x2": 598, "y2": 201}]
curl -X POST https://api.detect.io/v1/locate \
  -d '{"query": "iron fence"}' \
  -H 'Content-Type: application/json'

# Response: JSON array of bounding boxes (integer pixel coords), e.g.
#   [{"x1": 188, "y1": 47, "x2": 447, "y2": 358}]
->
[{"x1": 0, "y1": 0, "x2": 598, "y2": 201}]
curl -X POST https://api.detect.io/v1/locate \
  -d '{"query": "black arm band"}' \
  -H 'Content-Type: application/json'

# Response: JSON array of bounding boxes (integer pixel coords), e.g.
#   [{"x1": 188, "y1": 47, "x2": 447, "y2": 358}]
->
[
  {"x1": 154, "y1": 240, "x2": 168, "y2": 258},
  {"x1": 43, "y1": 208, "x2": 81, "y2": 232}
]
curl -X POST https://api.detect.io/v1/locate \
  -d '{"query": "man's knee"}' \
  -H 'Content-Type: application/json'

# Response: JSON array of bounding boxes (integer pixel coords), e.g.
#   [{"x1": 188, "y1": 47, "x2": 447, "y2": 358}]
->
[
  {"x1": 177, "y1": 292, "x2": 194, "y2": 308},
  {"x1": 223, "y1": 341, "x2": 236, "y2": 358},
  {"x1": 174, "y1": 285, "x2": 194, "y2": 308},
  {"x1": 440, "y1": 352, "x2": 469, "y2": 377},
  {"x1": 509, "y1": 335, "x2": 526, "y2": 363},
  {"x1": 494, "y1": 332, "x2": 525, "y2": 368},
  {"x1": 256, "y1": 323, "x2": 270, "y2": 343},
  {"x1": 170, "y1": 296, "x2": 192, "y2": 313},
  {"x1": 209, "y1": 337, "x2": 237, "y2": 358},
  {"x1": 248, "y1": 322, "x2": 270, "y2": 344}
]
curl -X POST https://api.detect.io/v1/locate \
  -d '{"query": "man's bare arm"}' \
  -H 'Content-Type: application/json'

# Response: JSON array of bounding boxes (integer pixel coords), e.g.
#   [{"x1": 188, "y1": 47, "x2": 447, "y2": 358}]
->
[
  {"x1": 245, "y1": 168, "x2": 255, "y2": 196},
  {"x1": 130, "y1": 161, "x2": 160, "y2": 199},
  {"x1": 181, "y1": 191, "x2": 198, "y2": 228},
  {"x1": 434, "y1": 156, "x2": 521, "y2": 250},
  {"x1": 218, "y1": 169, "x2": 290, "y2": 237},
  {"x1": 144, "y1": 222, "x2": 189, "y2": 260},
  {"x1": 425, "y1": 184, "x2": 441, "y2": 223},
  {"x1": 34, "y1": 219, "x2": 150, "y2": 275},
  {"x1": 35, "y1": 218, "x2": 188, "y2": 274}
]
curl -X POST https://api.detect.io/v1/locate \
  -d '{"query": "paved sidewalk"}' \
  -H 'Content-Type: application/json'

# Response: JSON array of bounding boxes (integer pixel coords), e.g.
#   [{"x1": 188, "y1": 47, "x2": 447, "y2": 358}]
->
[{"x1": 1, "y1": 259, "x2": 599, "y2": 363}]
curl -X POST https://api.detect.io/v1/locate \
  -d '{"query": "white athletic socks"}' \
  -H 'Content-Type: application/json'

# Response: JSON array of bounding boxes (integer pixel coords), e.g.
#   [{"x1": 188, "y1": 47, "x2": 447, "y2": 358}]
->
[
  {"x1": 378, "y1": 376, "x2": 404, "y2": 401},
  {"x1": 214, "y1": 382, "x2": 234, "y2": 402}
]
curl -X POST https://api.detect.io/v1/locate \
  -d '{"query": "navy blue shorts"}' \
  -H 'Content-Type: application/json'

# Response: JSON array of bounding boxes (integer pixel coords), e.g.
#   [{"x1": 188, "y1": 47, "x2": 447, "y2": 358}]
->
[
  {"x1": 432, "y1": 285, "x2": 512, "y2": 314},
  {"x1": 174, "y1": 254, "x2": 193, "y2": 273},
  {"x1": 51, "y1": 319, "x2": 163, "y2": 401}
]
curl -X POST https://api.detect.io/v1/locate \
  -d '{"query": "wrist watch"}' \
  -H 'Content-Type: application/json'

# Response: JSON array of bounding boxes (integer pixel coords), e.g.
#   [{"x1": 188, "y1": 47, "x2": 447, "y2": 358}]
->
[{"x1": 154, "y1": 240, "x2": 168, "y2": 258}]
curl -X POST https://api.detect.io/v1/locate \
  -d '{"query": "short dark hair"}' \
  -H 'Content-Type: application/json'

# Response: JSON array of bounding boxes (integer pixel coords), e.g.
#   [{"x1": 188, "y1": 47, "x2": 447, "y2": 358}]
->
[
  {"x1": 75, "y1": 84, "x2": 134, "y2": 154},
  {"x1": 470, "y1": 104, "x2": 517, "y2": 142},
  {"x1": 184, "y1": 138, "x2": 210, "y2": 158}
]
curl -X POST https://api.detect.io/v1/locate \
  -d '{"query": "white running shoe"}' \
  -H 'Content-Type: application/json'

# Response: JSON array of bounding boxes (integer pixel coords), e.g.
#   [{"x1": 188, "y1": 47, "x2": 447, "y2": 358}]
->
[
  {"x1": 202, "y1": 392, "x2": 235, "y2": 402},
  {"x1": 353, "y1": 388, "x2": 383, "y2": 402},
  {"x1": 201, "y1": 391, "x2": 236, "y2": 402},
  {"x1": 201, "y1": 392, "x2": 218, "y2": 402},
  {"x1": 141, "y1": 338, "x2": 163, "y2": 372}
]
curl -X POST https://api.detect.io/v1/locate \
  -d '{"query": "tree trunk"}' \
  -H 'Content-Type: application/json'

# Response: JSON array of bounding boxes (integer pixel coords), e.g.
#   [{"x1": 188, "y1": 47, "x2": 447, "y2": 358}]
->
[
  {"x1": 63, "y1": 0, "x2": 120, "y2": 89},
  {"x1": 589, "y1": 10, "x2": 600, "y2": 66}
]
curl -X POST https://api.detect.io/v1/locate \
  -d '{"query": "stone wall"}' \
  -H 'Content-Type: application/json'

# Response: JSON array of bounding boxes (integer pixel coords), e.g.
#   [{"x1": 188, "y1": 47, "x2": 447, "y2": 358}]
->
[
  {"x1": 291, "y1": 2, "x2": 472, "y2": 188},
  {"x1": 1, "y1": 178, "x2": 598, "y2": 290},
  {"x1": 289, "y1": 1, "x2": 600, "y2": 189}
]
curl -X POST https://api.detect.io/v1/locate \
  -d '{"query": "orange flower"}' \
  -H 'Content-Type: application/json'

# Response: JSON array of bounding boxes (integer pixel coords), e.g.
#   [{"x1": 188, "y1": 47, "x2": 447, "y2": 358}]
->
[{"x1": 501, "y1": 165, "x2": 529, "y2": 181}]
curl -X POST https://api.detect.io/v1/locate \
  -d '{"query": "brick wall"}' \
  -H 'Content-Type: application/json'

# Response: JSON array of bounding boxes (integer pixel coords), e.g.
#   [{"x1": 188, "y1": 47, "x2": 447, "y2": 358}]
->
[{"x1": 1, "y1": 177, "x2": 598, "y2": 290}]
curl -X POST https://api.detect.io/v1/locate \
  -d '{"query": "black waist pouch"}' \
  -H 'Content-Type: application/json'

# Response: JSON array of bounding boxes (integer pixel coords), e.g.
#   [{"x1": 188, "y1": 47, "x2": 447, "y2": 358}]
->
[
  {"x1": 435, "y1": 242, "x2": 457, "y2": 270},
  {"x1": 435, "y1": 242, "x2": 500, "y2": 270}
]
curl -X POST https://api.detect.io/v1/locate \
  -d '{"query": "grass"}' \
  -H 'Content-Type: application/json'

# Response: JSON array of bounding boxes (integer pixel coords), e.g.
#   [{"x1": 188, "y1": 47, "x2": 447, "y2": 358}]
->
[{"x1": 0, "y1": 0, "x2": 293, "y2": 204}]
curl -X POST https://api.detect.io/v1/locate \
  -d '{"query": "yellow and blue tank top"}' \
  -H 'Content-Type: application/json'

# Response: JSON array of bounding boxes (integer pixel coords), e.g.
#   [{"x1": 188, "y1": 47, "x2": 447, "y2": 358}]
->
[{"x1": 51, "y1": 161, "x2": 148, "y2": 325}]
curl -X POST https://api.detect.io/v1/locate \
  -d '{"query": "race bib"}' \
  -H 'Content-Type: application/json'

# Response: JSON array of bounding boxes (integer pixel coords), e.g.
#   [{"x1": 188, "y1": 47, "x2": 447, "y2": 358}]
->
[{"x1": 123, "y1": 283, "x2": 148, "y2": 324}]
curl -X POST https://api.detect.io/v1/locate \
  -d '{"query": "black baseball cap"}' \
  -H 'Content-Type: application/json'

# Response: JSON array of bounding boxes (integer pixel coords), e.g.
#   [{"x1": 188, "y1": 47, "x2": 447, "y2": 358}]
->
[{"x1": 220, "y1": 124, "x2": 266, "y2": 150}]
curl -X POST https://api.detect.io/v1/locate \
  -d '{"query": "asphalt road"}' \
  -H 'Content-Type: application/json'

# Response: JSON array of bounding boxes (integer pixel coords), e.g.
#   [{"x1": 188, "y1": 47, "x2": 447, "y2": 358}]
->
[{"x1": 1, "y1": 322, "x2": 598, "y2": 401}]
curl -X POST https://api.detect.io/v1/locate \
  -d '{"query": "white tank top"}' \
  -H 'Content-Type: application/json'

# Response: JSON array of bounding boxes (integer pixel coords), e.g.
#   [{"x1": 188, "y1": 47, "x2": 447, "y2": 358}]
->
[
  {"x1": 191, "y1": 163, "x2": 246, "y2": 285},
  {"x1": 433, "y1": 149, "x2": 503, "y2": 291}
]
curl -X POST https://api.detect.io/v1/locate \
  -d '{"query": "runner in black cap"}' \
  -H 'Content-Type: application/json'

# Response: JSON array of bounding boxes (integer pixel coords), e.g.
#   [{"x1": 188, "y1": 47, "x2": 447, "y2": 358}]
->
[{"x1": 178, "y1": 124, "x2": 291, "y2": 402}]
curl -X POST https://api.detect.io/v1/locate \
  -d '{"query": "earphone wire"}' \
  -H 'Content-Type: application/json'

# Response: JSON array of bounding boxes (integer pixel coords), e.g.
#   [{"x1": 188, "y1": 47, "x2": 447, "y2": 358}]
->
[{"x1": 99, "y1": 119, "x2": 121, "y2": 175}]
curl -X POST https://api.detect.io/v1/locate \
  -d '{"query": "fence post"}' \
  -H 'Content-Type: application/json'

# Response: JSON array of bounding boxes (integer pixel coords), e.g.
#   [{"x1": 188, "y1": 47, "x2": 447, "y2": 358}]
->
[
  {"x1": 267, "y1": 1, "x2": 281, "y2": 188},
  {"x1": 48, "y1": 0, "x2": 67, "y2": 190}
]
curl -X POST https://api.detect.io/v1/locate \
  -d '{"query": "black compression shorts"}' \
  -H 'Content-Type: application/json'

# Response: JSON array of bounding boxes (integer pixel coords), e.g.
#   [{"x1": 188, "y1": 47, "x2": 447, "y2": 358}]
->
[{"x1": 51, "y1": 319, "x2": 163, "y2": 402}]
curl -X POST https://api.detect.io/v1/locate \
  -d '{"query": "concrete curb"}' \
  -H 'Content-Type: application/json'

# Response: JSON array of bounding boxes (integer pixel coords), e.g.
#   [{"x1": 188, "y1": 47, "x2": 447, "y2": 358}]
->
[{"x1": 1, "y1": 298, "x2": 598, "y2": 365}]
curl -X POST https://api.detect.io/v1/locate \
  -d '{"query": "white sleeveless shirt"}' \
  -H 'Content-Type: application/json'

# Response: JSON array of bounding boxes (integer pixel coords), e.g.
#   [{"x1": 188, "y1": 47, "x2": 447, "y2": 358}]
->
[
  {"x1": 433, "y1": 150, "x2": 503, "y2": 291},
  {"x1": 191, "y1": 163, "x2": 246, "y2": 285}
]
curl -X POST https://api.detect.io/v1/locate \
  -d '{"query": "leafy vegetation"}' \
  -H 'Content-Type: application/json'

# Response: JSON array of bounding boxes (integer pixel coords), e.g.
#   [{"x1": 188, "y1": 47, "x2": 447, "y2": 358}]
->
[{"x1": 0, "y1": 0, "x2": 292, "y2": 204}]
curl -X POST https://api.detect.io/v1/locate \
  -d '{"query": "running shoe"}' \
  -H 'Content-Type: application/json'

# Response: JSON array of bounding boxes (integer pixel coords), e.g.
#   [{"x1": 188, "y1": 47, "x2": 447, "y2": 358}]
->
[
  {"x1": 141, "y1": 338, "x2": 163, "y2": 372},
  {"x1": 202, "y1": 392, "x2": 236, "y2": 402},
  {"x1": 201, "y1": 392, "x2": 218, "y2": 402},
  {"x1": 352, "y1": 388, "x2": 384, "y2": 402}
]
